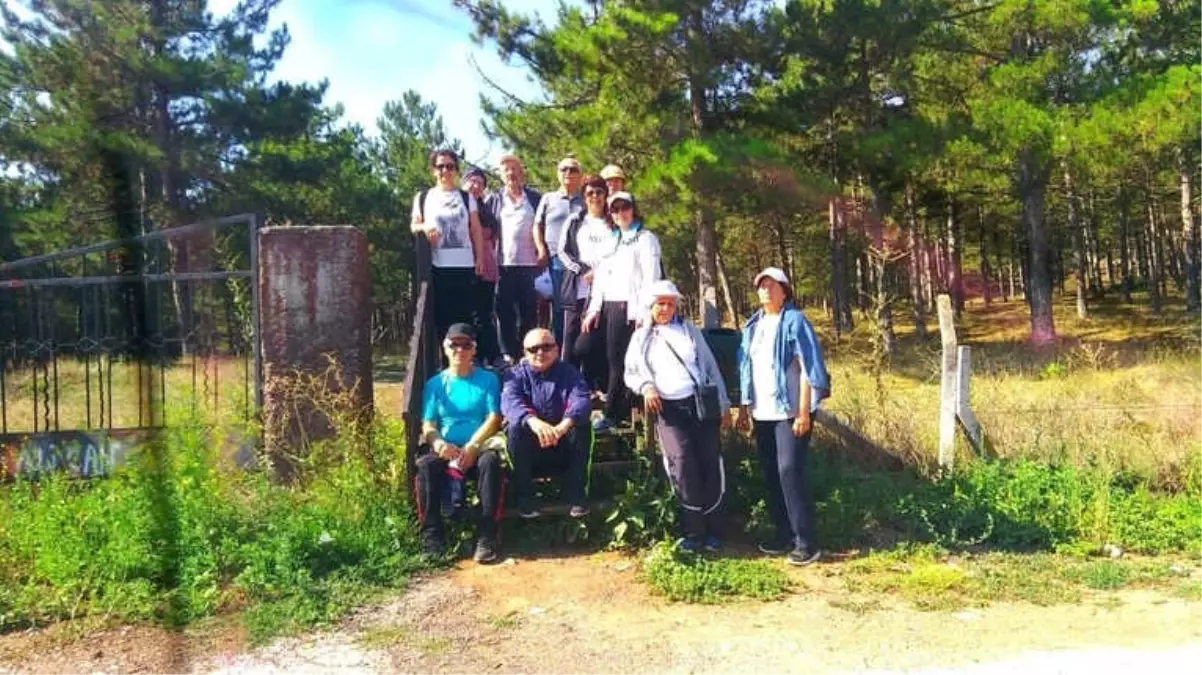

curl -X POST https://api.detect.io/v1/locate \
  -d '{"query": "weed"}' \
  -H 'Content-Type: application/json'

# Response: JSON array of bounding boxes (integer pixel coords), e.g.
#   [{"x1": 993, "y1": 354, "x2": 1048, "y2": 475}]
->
[
  {"x1": 1171, "y1": 581, "x2": 1202, "y2": 601},
  {"x1": 358, "y1": 626, "x2": 410, "y2": 649},
  {"x1": 487, "y1": 610, "x2": 520, "y2": 630},
  {"x1": 641, "y1": 540, "x2": 791, "y2": 604},
  {"x1": 1066, "y1": 561, "x2": 1131, "y2": 590}
]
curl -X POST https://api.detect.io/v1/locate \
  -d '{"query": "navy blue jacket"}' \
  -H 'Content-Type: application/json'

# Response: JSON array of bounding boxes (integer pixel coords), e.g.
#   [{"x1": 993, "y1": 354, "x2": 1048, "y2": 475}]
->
[{"x1": 501, "y1": 359, "x2": 591, "y2": 430}]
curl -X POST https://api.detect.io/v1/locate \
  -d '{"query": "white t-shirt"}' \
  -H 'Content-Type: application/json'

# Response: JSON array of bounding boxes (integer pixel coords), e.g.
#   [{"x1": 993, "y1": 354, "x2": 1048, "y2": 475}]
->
[
  {"x1": 499, "y1": 190, "x2": 537, "y2": 267},
  {"x1": 574, "y1": 215, "x2": 612, "y2": 300},
  {"x1": 749, "y1": 313, "x2": 801, "y2": 421},
  {"x1": 646, "y1": 323, "x2": 701, "y2": 401},
  {"x1": 411, "y1": 188, "x2": 478, "y2": 268}
]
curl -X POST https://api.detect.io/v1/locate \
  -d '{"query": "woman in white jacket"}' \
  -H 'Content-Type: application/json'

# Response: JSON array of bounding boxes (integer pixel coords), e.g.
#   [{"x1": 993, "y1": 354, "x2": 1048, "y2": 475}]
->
[
  {"x1": 624, "y1": 280, "x2": 731, "y2": 552},
  {"x1": 581, "y1": 191, "x2": 661, "y2": 432}
]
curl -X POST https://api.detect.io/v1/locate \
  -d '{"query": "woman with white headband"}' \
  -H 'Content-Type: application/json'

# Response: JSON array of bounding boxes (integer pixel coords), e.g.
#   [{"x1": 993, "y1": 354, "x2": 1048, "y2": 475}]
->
[{"x1": 624, "y1": 279, "x2": 730, "y2": 552}]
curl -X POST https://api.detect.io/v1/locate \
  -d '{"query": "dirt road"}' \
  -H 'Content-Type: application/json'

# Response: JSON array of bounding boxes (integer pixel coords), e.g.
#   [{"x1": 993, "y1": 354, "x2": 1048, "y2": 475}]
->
[{"x1": 3, "y1": 550, "x2": 1199, "y2": 674}]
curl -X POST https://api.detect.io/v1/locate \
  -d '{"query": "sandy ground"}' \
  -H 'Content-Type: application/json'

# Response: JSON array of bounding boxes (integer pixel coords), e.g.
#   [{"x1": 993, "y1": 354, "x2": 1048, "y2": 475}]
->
[{"x1": 3, "y1": 550, "x2": 1199, "y2": 675}]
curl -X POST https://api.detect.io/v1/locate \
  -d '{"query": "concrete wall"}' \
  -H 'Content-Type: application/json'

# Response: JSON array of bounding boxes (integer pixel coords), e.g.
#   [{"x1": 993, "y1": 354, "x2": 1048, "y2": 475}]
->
[{"x1": 258, "y1": 226, "x2": 372, "y2": 479}]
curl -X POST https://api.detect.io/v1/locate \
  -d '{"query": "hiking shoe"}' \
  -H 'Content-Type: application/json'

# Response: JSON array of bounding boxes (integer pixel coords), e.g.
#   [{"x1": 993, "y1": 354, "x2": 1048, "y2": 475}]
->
[
  {"x1": 518, "y1": 502, "x2": 541, "y2": 519},
  {"x1": 592, "y1": 416, "x2": 613, "y2": 433},
  {"x1": 569, "y1": 504, "x2": 591, "y2": 518},
  {"x1": 473, "y1": 537, "x2": 500, "y2": 564},
  {"x1": 678, "y1": 536, "x2": 702, "y2": 553},
  {"x1": 420, "y1": 532, "x2": 446, "y2": 558},
  {"x1": 757, "y1": 538, "x2": 791, "y2": 556},
  {"x1": 787, "y1": 547, "x2": 822, "y2": 567},
  {"x1": 702, "y1": 535, "x2": 721, "y2": 553}
]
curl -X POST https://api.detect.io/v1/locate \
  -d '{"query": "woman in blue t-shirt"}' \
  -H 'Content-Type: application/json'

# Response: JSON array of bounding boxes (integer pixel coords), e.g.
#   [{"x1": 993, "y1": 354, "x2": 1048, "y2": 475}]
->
[{"x1": 417, "y1": 323, "x2": 506, "y2": 564}]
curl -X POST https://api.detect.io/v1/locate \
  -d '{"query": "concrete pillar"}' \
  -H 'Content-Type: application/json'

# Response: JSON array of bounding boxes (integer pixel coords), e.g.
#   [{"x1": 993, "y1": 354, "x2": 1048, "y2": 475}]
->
[{"x1": 258, "y1": 226, "x2": 372, "y2": 479}]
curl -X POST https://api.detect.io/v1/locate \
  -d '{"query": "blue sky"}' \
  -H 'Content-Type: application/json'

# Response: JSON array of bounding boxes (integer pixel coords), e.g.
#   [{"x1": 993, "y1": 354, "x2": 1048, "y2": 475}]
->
[{"x1": 210, "y1": 0, "x2": 568, "y2": 166}]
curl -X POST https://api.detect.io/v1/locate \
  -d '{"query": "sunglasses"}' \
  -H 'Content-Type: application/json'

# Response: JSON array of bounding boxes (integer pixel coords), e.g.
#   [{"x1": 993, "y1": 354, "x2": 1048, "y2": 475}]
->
[
  {"x1": 524, "y1": 343, "x2": 557, "y2": 354},
  {"x1": 559, "y1": 166, "x2": 581, "y2": 174},
  {"x1": 445, "y1": 340, "x2": 475, "y2": 350},
  {"x1": 611, "y1": 202, "x2": 633, "y2": 212},
  {"x1": 585, "y1": 189, "x2": 607, "y2": 197},
  {"x1": 435, "y1": 163, "x2": 457, "y2": 172}
]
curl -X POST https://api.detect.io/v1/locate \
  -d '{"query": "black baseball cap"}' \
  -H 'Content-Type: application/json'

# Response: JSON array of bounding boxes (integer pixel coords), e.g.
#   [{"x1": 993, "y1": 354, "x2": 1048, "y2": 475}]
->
[{"x1": 445, "y1": 323, "x2": 476, "y2": 342}]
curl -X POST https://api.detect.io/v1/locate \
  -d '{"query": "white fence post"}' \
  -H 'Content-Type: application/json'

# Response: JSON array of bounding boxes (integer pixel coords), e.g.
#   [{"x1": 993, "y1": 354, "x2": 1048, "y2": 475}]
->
[{"x1": 937, "y1": 294, "x2": 957, "y2": 471}]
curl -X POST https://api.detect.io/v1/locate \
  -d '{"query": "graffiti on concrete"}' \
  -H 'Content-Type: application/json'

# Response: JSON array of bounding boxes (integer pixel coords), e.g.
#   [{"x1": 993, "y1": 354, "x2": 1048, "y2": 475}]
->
[{"x1": 1, "y1": 431, "x2": 140, "y2": 479}]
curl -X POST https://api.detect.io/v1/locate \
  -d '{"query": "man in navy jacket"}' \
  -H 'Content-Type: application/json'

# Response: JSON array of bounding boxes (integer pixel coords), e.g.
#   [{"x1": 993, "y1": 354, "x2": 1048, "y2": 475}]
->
[{"x1": 502, "y1": 328, "x2": 593, "y2": 518}]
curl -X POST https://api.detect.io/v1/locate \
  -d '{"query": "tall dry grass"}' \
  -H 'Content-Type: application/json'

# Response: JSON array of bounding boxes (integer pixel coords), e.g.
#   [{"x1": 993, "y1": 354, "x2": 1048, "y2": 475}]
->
[{"x1": 816, "y1": 293, "x2": 1201, "y2": 490}]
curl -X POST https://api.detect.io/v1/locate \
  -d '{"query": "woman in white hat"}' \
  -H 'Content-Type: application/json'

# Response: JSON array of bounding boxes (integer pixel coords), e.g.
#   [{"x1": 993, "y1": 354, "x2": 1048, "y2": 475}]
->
[
  {"x1": 625, "y1": 279, "x2": 730, "y2": 552},
  {"x1": 735, "y1": 267, "x2": 831, "y2": 566},
  {"x1": 581, "y1": 191, "x2": 662, "y2": 432}
]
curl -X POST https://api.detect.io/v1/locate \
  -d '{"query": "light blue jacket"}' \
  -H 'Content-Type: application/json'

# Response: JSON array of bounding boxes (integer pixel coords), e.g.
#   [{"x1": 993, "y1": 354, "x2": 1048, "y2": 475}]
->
[{"x1": 737, "y1": 303, "x2": 831, "y2": 414}]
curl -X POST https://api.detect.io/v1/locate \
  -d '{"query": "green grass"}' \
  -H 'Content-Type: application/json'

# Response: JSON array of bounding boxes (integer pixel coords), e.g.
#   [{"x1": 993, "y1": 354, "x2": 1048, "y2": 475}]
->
[
  {"x1": 641, "y1": 539, "x2": 792, "y2": 604},
  {"x1": 0, "y1": 403, "x2": 430, "y2": 644},
  {"x1": 839, "y1": 544, "x2": 1196, "y2": 612}
]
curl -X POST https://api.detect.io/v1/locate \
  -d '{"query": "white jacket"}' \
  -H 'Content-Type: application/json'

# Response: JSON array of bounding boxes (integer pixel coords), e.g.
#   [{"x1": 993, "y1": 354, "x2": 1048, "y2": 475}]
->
[
  {"x1": 585, "y1": 226, "x2": 661, "y2": 323},
  {"x1": 623, "y1": 318, "x2": 731, "y2": 410}
]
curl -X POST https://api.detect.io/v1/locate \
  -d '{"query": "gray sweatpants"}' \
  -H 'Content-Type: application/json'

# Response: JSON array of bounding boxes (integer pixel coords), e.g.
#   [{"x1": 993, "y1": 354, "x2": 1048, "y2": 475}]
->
[{"x1": 655, "y1": 396, "x2": 725, "y2": 538}]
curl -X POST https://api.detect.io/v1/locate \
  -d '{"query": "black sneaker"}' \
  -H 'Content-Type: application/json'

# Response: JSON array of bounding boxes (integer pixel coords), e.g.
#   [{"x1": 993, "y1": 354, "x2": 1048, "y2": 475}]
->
[
  {"x1": 757, "y1": 538, "x2": 791, "y2": 556},
  {"x1": 420, "y1": 532, "x2": 446, "y2": 558},
  {"x1": 787, "y1": 547, "x2": 821, "y2": 566},
  {"x1": 473, "y1": 537, "x2": 500, "y2": 564}
]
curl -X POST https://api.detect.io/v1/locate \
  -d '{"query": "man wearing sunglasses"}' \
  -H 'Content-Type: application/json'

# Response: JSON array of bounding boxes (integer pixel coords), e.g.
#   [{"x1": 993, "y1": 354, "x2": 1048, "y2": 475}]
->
[
  {"x1": 532, "y1": 157, "x2": 585, "y2": 346},
  {"x1": 501, "y1": 328, "x2": 593, "y2": 519},
  {"x1": 416, "y1": 323, "x2": 506, "y2": 563}
]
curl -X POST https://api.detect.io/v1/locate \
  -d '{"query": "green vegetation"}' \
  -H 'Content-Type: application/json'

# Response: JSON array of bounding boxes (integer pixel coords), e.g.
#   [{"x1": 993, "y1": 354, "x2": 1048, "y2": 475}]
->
[
  {"x1": 641, "y1": 540, "x2": 791, "y2": 604},
  {"x1": 0, "y1": 411, "x2": 427, "y2": 644}
]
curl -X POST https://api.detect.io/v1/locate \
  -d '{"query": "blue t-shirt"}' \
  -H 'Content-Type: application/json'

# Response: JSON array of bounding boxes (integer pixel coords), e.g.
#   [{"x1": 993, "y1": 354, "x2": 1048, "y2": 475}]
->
[{"x1": 421, "y1": 368, "x2": 501, "y2": 447}]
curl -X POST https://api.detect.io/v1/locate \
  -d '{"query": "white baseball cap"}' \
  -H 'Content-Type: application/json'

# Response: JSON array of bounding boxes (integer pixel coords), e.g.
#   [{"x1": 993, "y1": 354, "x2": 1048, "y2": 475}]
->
[
  {"x1": 754, "y1": 267, "x2": 789, "y2": 288},
  {"x1": 607, "y1": 191, "x2": 634, "y2": 207},
  {"x1": 645, "y1": 279, "x2": 681, "y2": 306}
]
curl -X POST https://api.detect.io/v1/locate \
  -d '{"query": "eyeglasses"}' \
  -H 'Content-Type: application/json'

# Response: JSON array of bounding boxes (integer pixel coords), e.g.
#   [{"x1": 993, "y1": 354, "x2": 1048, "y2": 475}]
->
[
  {"x1": 559, "y1": 167, "x2": 581, "y2": 174},
  {"x1": 435, "y1": 163, "x2": 457, "y2": 172},
  {"x1": 524, "y1": 343, "x2": 557, "y2": 354},
  {"x1": 445, "y1": 340, "x2": 475, "y2": 351},
  {"x1": 585, "y1": 189, "x2": 606, "y2": 197},
  {"x1": 611, "y1": 203, "x2": 633, "y2": 213}
]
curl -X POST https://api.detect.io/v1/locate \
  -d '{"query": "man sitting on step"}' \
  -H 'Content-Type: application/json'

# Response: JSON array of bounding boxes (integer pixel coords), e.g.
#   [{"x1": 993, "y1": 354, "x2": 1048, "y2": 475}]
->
[
  {"x1": 501, "y1": 328, "x2": 594, "y2": 519},
  {"x1": 416, "y1": 323, "x2": 506, "y2": 564}
]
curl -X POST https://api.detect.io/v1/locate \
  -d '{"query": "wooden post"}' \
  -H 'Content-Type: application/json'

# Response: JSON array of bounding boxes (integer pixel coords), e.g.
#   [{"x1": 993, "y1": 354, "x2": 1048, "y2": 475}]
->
[
  {"x1": 956, "y1": 345, "x2": 985, "y2": 457},
  {"x1": 937, "y1": 294, "x2": 957, "y2": 470}
]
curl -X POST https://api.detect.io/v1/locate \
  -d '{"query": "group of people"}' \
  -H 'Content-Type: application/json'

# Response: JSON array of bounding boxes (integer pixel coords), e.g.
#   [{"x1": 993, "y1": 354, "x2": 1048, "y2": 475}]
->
[
  {"x1": 410, "y1": 149, "x2": 658, "y2": 434},
  {"x1": 413, "y1": 156, "x2": 832, "y2": 566}
]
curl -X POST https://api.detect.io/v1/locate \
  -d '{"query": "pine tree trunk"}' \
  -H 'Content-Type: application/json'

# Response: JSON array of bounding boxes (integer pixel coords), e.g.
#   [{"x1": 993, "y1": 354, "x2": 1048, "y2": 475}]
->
[
  {"x1": 1020, "y1": 151, "x2": 1056, "y2": 344},
  {"x1": 946, "y1": 196, "x2": 964, "y2": 315},
  {"x1": 829, "y1": 197, "x2": 853, "y2": 337},
  {"x1": 922, "y1": 217, "x2": 936, "y2": 311},
  {"x1": 868, "y1": 178, "x2": 895, "y2": 358},
  {"x1": 978, "y1": 204, "x2": 992, "y2": 306},
  {"x1": 715, "y1": 250, "x2": 738, "y2": 326},
  {"x1": 995, "y1": 229, "x2": 1010, "y2": 302},
  {"x1": 905, "y1": 184, "x2": 927, "y2": 338},
  {"x1": 1118, "y1": 187, "x2": 1133, "y2": 302},
  {"x1": 1064, "y1": 165, "x2": 1088, "y2": 319},
  {"x1": 1086, "y1": 191, "x2": 1104, "y2": 296},
  {"x1": 687, "y1": 49, "x2": 719, "y2": 329},
  {"x1": 1145, "y1": 178, "x2": 1162, "y2": 313},
  {"x1": 1180, "y1": 147, "x2": 1200, "y2": 311}
]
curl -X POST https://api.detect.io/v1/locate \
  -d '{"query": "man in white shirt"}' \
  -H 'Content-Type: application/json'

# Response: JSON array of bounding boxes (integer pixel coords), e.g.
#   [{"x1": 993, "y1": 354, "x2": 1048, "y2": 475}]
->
[
  {"x1": 410, "y1": 149, "x2": 486, "y2": 348},
  {"x1": 484, "y1": 154, "x2": 543, "y2": 366}
]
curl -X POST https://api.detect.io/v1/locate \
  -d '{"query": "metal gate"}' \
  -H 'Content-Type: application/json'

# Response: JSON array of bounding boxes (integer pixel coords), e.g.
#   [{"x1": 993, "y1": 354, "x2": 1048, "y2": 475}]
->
[{"x1": 0, "y1": 214, "x2": 260, "y2": 477}]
